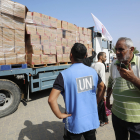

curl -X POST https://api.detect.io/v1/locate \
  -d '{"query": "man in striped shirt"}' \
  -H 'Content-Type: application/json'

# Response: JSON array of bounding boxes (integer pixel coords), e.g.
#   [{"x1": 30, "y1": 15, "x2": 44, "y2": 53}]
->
[{"x1": 106, "y1": 37, "x2": 140, "y2": 140}]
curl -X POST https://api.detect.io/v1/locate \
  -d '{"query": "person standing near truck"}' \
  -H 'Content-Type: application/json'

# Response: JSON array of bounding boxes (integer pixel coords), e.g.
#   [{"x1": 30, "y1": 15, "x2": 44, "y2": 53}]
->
[{"x1": 48, "y1": 43, "x2": 105, "y2": 140}]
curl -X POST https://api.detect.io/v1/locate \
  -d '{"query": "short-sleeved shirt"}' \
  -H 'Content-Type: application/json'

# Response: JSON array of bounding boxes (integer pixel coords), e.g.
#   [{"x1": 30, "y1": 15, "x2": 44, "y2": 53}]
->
[{"x1": 53, "y1": 73, "x2": 102, "y2": 92}]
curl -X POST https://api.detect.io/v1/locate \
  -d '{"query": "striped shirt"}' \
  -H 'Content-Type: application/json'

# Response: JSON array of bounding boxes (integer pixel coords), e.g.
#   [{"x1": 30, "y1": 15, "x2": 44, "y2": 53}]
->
[{"x1": 108, "y1": 54, "x2": 140, "y2": 122}]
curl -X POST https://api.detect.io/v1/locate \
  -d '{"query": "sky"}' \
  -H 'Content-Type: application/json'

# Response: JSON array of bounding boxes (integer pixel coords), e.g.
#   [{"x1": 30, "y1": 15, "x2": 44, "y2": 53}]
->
[{"x1": 17, "y1": 0, "x2": 140, "y2": 51}]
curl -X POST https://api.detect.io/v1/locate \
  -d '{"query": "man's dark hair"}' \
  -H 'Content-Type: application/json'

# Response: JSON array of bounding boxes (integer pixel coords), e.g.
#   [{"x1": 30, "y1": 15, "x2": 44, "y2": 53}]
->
[
  {"x1": 71, "y1": 43, "x2": 87, "y2": 62},
  {"x1": 97, "y1": 52, "x2": 105, "y2": 60}
]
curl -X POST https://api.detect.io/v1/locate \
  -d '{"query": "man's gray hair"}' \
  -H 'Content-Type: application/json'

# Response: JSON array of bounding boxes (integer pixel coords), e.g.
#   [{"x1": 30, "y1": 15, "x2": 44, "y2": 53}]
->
[{"x1": 117, "y1": 37, "x2": 133, "y2": 48}]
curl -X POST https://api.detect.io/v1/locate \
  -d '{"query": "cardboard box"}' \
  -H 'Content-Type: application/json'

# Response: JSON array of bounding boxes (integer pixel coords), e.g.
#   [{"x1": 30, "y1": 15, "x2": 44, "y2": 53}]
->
[
  {"x1": 50, "y1": 17, "x2": 57, "y2": 28},
  {"x1": 78, "y1": 27, "x2": 82, "y2": 33},
  {"x1": 0, "y1": 53, "x2": 5, "y2": 65},
  {"x1": 67, "y1": 40, "x2": 73, "y2": 48},
  {"x1": 41, "y1": 54, "x2": 48, "y2": 64},
  {"x1": 42, "y1": 45, "x2": 50, "y2": 54},
  {"x1": 71, "y1": 33, "x2": 76, "y2": 41},
  {"x1": 88, "y1": 44, "x2": 92, "y2": 49},
  {"x1": 49, "y1": 36, "x2": 56, "y2": 46},
  {"x1": 14, "y1": 17, "x2": 25, "y2": 31},
  {"x1": 0, "y1": 45, "x2": 3, "y2": 52},
  {"x1": 36, "y1": 26, "x2": 44, "y2": 35},
  {"x1": 0, "y1": 14, "x2": 2, "y2": 27},
  {"x1": 48, "y1": 55, "x2": 56, "y2": 64},
  {"x1": 26, "y1": 34, "x2": 40, "y2": 45},
  {"x1": 41, "y1": 35, "x2": 49, "y2": 45},
  {"x1": 65, "y1": 31, "x2": 71, "y2": 39},
  {"x1": 87, "y1": 29, "x2": 92, "y2": 36},
  {"x1": 5, "y1": 53, "x2": 16, "y2": 65},
  {"x1": 57, "y1": 54, "x2": 62, "y2": 62},
  {"x1": 79, "y1": 33, "x2": 85, "y2": 41},
  {"x1": 17, "y1": 54, "x2": 26, "y2": 64},
  {"x1": 57, "y1": 20, "x2": 61, "y2": 28},
  {"x1": 15, "y1": 42, "x2": 25, "y2": 54},
  {"x1": 25, "y1": 12, "x2": 33, "y2": 23},
  {"x1": 56, "y1": 37, "x2": 62, "y2": 46},
  {"x1": 14, "y1": 2, "x2": 26, "y2": 19},
  {"x1": 32, "y1": 12, "x2": 42, "y2": 25},
  {"x1": 42, "y1": 14, "x2": 50, "y2": 26},
  {"x1": 62, "y1": 38, "x2": 67, "y2": 46},
  {"x1": 56, "y1": 46, "x2": 63, "y2": 54},
  {"x1": 50, "y1": 28, "x2": 57, "y2": 38},
  {"x1": 44, "y1": 28, "x2": 50, "y2": 36},
  {"x1": 50, "y1": 46, "x2": 56, "y2": 54},
  {"x1": 87, "y1": 48, "x2": 92, "y2": 57},
  {"x1": 84, "y1": 44, "x2": 88, "y2": 49},
  {"x1": 0, "y1": 28, "x2": 2, "y2": 42},
  {"x1": 63, "y1": 46, "x2": 70, "y2": 54},
  {"x1": 26, "y1": 24, "x2": 36, "y2": 35},
  {"x1": 15, "y1": 30, "x2": 25, "y2": 42},
  {"x1": 79, "y1": 41, "x2": 84, "y2": 44},
  {"x1": 76, "y1": 33, "x2": 80, "y2": 41},
  {"x1": 57, "y1": 29, "x2": 63, "y2": 38},
  {"x1": 26, "y1": 44, "x2": 42, "y2": 54},
  {"x1": 62, "y1": 54, "x2": 68, "y2": 62},
  {"x1": 1, "y1": 0, "x2": 14, "y2": 15},
  {"x1": 2, "y1": 14, "x2": 14, "y2": 29},
  {"x1": 68, "y1": 23, "x2": 73, "y2": 31},
  {"x1": 82, "y1": 27, "x2": 87, "y2": 35},
  {"x1": 3, "y1": 41, "x2": 14, "y2": 53},
  {"x1": 61, "y1": 21, "x2": 67, "y2": 30},
  {"x1": 27, "y1": 54, "x2": 41, "y2": 65}
]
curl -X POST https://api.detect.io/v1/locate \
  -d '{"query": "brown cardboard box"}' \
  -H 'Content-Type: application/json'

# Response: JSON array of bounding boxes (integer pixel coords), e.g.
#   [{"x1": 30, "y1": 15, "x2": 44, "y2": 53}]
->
[
  {"x1": 56, "y1": 46, "x2": 63, "y2": 54},
  {"x1": 41, "y1": 35, "x2": 49, "y2": 45},
  {"x1": 68, "y1": 23, "x2": 73, "y2": 31},
  {"x1": 57, "y1": 29, "x2": 63, "y2": 38},
  {"x1": 32, "y1": 12, "x2": 42, "y2": 25},
  {"x1": 14, "y1": 17, "x2": 25, "y2": 31},
  {"x1": 50, "y1": 46, "x2": 56, "y2": 54},
  {"x1": 26, "y1": 24, "x2": 36, "y2": 35},
  {"x1": 2, "y1": 14, "x2": 14, "y2": 29},
  {"x1": 26, "y1": 34, "x2": 40, "y2": 45},
  {"x1": 17, "y1": 54, "x2": 26, "y2": 64},
  {"x1": 41, "y1": 54, "x2": 48, "y2": 64},
  {"x1": 44, "y1": 28, "x2": 50, "y2": 36},
  {"x1": 84, "y1": 44, "x2": 88, "y2": 49},
  {"x1": 48, "y1": 55, "x2": 56, "y2": 63},
  {"x1": 25, "y1": 12, "x2": 33, "y2": 23},
  {"x1": 63, "y1": 46, "x2": 70, "y2": 54},
  {"x1": 62, "y1": 38, "x2": 67, "y2": 46},
  {"x1": 71, "y1": 33, "x2": 76, "y2": 41},
  {"x1": 88, "y1": 44, "x2": 92, "y2": 49},
  {"x1": 27, "y1": 54, "x2": 41, "y2": 65},
  {"x1": 5, "y1": 53, "x2": 16, "y2": 65},
  {"x1": 76, "y1": 33, "x2": 80, "y2": 41},
  {"x1": 3, "y1": 41, "x2": 14, "y2": 53},
  {"x1": 65, "y1": 31, "x2": 71, "y2": 39},
  {"x1": 50, "y1": 17, "x2": 57, "y2": 28},
  {"x1": 61, "y1": 21, "x2": 68, "y2": 30},
  {"x1": 0, "y1": 53, "x2": 5, "y2": 65},
  {"x1": 1, "y1": 0, "x2": 14, "y2": 15},
  {"x1": 49, "y1": 36, "x2": 56, "y2": 46},
  {"x1": 82, "y1": 27, "x2": 87, "y2": 35},
  {"x1": 15, "y1": 30, "x2": 25, "y2": 42},
  {"x1": 87, "y1": 29, "x2": 92, "y2": 36},
  {"x1": 0, "y1": 14, "x2": 2, "y2": 27},
  {"x1": 56, "y1": 54, "x2": 62, "y2": 62},
  {"x1": 42, "y1": 14, "x2": 50, "y2": 26},
  {"x1": 62, "y1": 54, "x2": 68, "y2": 62},
  {"x1": 50, "y1": 28, "x2": 57, "y2": 38},
  {"x1": 79, "y1": 41, "x2": 84, "y2": 44},
  {"x1": 79, "y1": 33, "x2": 85, "y2": 41},
  {"x1": 15, "y1": 42, "x2": 25, "y2": 54},
  {"x1": 57, "y1": 20, "x2": 61, "y2": 29},
  {"x1": 67, "y1": 40, "x2": 73, "y2": 48},
  {"x1": 42, "y1": 45, "x2": 50, "y2": 54},
  {"x1": 14, "y1": 2, "x2": 26, "y2": 19},
  {"x1": 78, "y1": 27, "x2": 82, "y2": 33},
  {"x1": 36, "y1": 26, "x2": 44, "y2": 35},
  {"x1": 0, "y1": 28, "x2": 2, "y2": 43},
  {"x1": 26, "y1": 44, "x2": 42, "y2": 54},
  {"x1": 87, "y1": 48, "x2": 92, "y2": 57},
  {"x1": 56, "y1": 38, "x2": 62, "y2": 46},
  {"x1": 0, "y1": 45, "x2": 3, "y2": 52}
]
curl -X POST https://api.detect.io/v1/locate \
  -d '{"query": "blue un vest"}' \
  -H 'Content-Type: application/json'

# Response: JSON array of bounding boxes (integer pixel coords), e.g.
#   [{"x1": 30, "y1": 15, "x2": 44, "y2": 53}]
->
[{"x1": 61, "y1": 63, "x2": 99, "y2": 134}]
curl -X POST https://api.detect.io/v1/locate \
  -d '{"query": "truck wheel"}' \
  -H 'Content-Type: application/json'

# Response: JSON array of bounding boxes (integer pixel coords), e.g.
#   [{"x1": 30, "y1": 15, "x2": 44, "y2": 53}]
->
[{"x1": 0, "y1": 79, "x2": 21, "y2": 118}]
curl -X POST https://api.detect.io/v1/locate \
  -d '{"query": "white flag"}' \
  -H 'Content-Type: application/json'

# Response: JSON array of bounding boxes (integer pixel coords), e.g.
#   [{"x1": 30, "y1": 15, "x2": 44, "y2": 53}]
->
[{"x1": 91, "y1": 13, "x2": 113, "y2": 41}]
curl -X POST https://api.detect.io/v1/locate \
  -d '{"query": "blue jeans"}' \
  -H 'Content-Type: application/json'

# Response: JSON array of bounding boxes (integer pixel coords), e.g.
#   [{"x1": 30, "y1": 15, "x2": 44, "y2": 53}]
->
[
  {"x1": 112, "y1": 113, "x2": 140, "y2": 140},
  {"x1": 63, "y1": 128, "x2": 96, "y2": 140}
]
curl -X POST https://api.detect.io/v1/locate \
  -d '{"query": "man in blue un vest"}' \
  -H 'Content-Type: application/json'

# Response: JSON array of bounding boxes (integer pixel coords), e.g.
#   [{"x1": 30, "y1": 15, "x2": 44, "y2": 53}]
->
[{"x1": 48, "y1": 43, "x2": 105, "y2": 140}]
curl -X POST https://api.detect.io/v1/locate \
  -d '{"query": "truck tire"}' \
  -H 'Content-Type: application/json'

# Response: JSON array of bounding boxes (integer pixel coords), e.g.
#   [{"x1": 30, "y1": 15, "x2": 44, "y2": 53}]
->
[{"x1": 0, "y1": 79, "x2": 21, "y2": 118}]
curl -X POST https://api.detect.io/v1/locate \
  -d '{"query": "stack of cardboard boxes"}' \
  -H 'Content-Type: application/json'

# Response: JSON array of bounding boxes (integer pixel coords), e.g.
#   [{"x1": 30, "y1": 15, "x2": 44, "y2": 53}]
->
[{"x1": 0, "y1": 0, "x2": 26, "y2": 65}]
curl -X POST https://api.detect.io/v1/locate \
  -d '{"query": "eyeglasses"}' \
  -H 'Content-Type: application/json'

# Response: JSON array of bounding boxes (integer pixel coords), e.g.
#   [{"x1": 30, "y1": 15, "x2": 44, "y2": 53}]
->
[{"x1": 115, "y1": 48, "x2": 130, "y2": 52}]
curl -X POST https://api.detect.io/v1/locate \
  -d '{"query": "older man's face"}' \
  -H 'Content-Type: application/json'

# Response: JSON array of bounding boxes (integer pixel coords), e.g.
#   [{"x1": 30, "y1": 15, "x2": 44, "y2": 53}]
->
[{"x1": 115, "y1": 40, "x2": 131, "y2": 62}]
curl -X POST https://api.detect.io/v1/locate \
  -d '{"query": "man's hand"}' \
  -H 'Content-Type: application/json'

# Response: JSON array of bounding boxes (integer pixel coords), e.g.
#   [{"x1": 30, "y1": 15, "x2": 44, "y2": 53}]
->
[
  {"x1": 48, "y1": 88, "x2": 72, "y2": 119},
  {"x1": 106, "y1": 98, "x2": 112, "y2": 110},
  {"x1": 117, "y1": 63, "x2": 135, "y2": 81}
]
